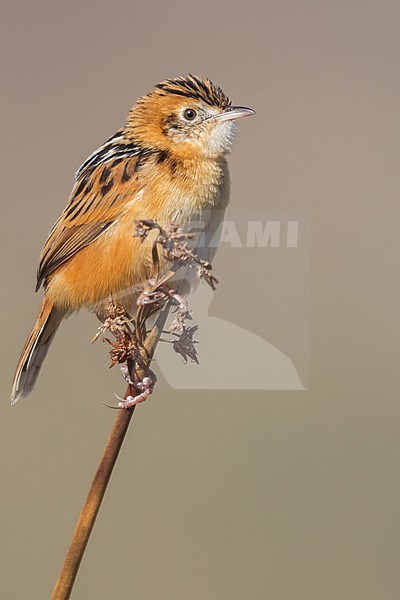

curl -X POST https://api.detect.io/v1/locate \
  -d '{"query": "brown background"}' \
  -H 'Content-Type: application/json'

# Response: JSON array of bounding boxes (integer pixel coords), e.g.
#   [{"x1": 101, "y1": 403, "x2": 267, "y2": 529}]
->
[{"x1": 1, "y1": 1, "x2": 400, "y2": 598}]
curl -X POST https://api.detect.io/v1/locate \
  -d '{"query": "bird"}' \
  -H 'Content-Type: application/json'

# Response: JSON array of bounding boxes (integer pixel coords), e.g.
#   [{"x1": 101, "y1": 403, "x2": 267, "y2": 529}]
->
[{"x1": 11, "y1": 74, "x2": 254, "y2": 404}]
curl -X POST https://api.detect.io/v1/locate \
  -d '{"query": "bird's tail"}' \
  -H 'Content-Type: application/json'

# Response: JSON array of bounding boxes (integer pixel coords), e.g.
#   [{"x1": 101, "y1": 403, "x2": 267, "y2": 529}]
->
[{"x1": 11, "y1": 298, "x2": 65, "y2": 404}]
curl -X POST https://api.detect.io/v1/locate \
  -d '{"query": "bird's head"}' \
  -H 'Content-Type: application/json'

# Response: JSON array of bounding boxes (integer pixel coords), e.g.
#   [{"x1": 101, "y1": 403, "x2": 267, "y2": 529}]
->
[{"x1": 126, "y1": 75, "x2": 254, "y2": 160}]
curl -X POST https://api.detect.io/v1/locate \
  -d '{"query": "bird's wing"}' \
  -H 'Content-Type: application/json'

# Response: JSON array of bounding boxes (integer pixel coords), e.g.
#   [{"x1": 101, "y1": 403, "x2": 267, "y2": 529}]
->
[{"x1": 37, "y1": 155, "x2": 143, "y2": 289}]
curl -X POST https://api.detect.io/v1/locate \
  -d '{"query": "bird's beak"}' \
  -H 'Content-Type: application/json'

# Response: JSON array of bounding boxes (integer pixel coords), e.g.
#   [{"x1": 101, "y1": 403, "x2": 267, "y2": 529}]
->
[{"x1": 215, "y1": 105, "x2": 256, "y2": 122}]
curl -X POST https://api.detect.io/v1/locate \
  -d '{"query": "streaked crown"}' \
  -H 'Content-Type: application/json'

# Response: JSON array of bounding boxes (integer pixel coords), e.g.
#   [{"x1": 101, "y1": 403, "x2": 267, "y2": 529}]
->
[{"x1": 153, "y1": 74, "x2": 231, "y2": 109}]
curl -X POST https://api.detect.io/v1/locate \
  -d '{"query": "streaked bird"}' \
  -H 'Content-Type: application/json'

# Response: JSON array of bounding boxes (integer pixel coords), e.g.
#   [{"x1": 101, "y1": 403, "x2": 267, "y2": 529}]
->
[{"x1": 11, "y1": 75, "x2": 254, "y2": 403}]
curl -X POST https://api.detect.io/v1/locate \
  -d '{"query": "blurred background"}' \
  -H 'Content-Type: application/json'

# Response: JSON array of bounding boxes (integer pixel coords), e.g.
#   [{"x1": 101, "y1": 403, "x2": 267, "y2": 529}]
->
[{"x1": 1, "y1": 0, "x2": 400, "y2": 598}]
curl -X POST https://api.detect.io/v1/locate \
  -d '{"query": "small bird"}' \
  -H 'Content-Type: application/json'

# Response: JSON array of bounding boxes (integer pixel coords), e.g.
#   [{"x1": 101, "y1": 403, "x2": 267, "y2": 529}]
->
[{"x1": 11, "y1": 75, "x2": 254, "y2": 404}]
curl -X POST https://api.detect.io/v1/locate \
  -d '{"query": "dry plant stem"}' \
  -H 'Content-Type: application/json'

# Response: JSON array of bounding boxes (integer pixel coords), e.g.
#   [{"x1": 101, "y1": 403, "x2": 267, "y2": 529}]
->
[
  {"x1": 50, "y1": 389, "x2": 135, "y2": 600},
  {"x1": 51, "y1": 308, "x2": 169, "y2": 600}
]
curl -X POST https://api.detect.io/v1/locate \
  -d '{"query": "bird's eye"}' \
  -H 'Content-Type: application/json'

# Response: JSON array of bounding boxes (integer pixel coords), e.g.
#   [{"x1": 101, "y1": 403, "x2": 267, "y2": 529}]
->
[{"x1": 183, "y1": 108, "x2": 197, "y2": 121}]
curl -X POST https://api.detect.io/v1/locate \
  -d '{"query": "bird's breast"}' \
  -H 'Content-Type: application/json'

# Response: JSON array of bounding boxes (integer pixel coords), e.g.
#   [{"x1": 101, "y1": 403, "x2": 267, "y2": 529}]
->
[{"x1": 136, "y1": 155, "x2": 231, "y2": 225}]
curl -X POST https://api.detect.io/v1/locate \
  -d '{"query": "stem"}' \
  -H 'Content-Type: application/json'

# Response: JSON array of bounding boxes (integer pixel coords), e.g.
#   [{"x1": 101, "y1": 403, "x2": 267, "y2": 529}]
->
[
  {"x1": 51, "y1": 399, "x2": 135, "y2": 600},
  {"x1": 51, "y1": 308, "x2": 169, "y2": 600}
]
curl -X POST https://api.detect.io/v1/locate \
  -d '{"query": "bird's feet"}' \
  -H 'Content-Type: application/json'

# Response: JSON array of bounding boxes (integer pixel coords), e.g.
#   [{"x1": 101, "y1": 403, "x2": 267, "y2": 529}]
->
[
  {"x1": 115, "y1": 376, "x2": 154, "y2": 409},
  {"x1": 138, "y1": 284, "x2": 191, "y2": 334},
  {"x1": 137, "y1": 284, "x2": 187, "y2": 310},
  {"x1": 136, "y1": 287, "x2": 166, "y2": 306}
]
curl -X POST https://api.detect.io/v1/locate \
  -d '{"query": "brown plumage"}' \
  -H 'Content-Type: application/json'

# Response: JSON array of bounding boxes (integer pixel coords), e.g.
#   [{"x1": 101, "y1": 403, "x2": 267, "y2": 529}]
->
[{"x1": 11, "y1": 75, "x2": 254, "y2": 403}]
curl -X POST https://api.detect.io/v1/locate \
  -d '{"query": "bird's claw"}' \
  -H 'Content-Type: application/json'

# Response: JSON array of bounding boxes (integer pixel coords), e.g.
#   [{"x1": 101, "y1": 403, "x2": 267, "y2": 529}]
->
[
  {"x1": 136, "y1": 290, "x2": 166, "y2": 306},
  {"x1": 167, "y1": 289, "x2": 187, "y2": 311},
  {"x1": 136, "y1": 285, "x2": 186, "y2": 309},
  {"x1": 113, "y1": 376, "x2": 154, "y2": 409}
]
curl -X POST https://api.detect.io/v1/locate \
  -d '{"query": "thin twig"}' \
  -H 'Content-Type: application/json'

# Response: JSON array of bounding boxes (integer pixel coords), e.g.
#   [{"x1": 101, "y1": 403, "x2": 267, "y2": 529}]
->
[{"x1": 50, "y1": 307, "x2": 169, "y2": 600}]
